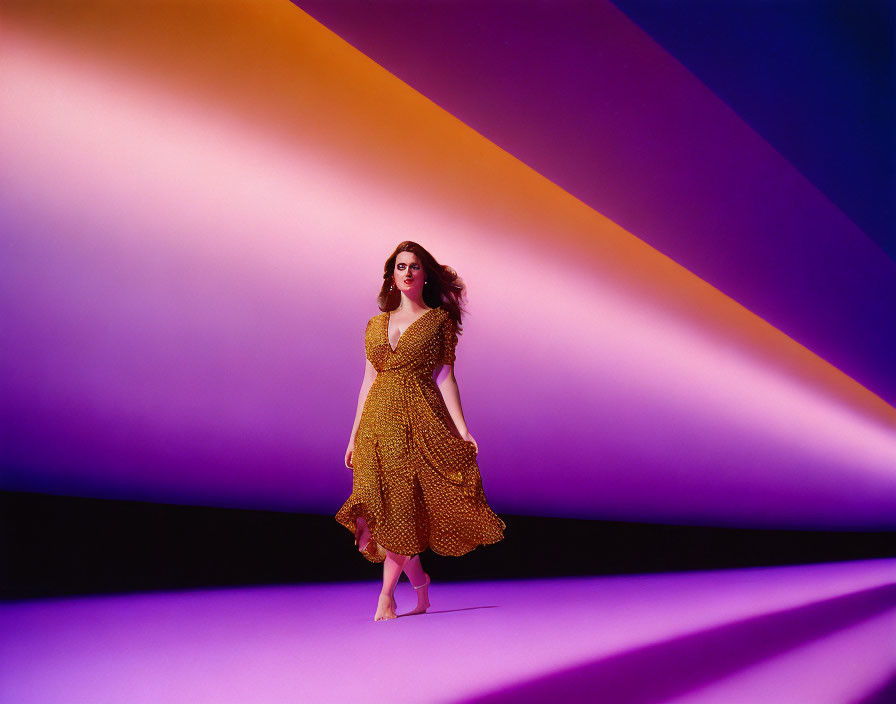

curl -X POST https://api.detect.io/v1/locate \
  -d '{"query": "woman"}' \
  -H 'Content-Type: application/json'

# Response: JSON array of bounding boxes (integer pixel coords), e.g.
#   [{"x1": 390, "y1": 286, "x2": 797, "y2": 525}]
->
[{"x1": 335, "y1": 242, "x2": 506, "y2": 621}]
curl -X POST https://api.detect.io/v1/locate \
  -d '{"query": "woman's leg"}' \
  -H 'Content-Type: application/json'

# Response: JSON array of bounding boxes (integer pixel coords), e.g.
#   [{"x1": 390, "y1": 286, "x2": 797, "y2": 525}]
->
[
  {"x1": 402, "y1": 554, "x2": 426, "y2": 585},
  {"x1": 374, "y1": 550, "x2": 408, "y2": 621},
  {"x1": 354, "y1": 516, "x2": 370, "y2": 551},
  {"x1": 401, "y1": 554, "x2": 430, "y2": 616}
]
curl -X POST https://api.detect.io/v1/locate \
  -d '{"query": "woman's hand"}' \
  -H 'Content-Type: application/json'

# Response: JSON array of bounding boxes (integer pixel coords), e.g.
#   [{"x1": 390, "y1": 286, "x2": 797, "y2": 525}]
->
[
  {"x1": 462, "y1": 432, "x2": 478, "y2": 455},
  {"x1": 345, "y1": 439, "x2": 355, "y2": 470}
]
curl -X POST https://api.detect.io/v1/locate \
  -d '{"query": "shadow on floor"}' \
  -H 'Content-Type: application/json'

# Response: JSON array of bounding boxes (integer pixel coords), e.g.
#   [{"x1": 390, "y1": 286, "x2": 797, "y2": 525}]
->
[{"x1": 457, "y1": 583, "x2": 896, "y2": 704}]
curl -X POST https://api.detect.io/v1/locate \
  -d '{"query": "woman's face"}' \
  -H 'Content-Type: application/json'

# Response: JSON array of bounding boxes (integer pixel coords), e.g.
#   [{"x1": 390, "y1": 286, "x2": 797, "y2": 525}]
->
[{"x1": 393, "y1": 252, "x2": 425, "y2": 294}]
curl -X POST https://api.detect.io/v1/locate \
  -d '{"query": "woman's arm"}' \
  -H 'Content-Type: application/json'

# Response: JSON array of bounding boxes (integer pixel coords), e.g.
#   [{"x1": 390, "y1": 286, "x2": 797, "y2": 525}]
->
[
  {"x1": 434, "y1": 364, "x2": 470, "y2": 438},
  {"x1": 348, "y1": 357, "x2": 378, "y2": 445}
]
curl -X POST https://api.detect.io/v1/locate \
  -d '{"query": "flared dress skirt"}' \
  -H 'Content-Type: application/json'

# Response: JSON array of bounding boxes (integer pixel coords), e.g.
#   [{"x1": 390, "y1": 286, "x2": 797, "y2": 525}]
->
[{"x1": 334, "y1": 306, "x2": 506, "y2": 562}]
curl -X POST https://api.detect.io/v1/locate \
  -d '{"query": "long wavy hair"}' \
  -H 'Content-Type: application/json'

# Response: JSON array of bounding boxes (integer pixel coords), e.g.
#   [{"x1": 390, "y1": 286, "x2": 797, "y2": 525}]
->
[{"x1": 377, "y1": 241, "x2": 467, "y2": 338}]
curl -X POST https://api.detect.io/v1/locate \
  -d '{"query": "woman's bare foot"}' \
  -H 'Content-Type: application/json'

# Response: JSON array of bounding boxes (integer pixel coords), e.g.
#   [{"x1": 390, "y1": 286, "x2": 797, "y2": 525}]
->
[
  {"x1": 404, "y1": 573, "x2": 430, "y2": 616},
  {"x1": 374, "y1": 591, "x2": 398, "y2": 621}
]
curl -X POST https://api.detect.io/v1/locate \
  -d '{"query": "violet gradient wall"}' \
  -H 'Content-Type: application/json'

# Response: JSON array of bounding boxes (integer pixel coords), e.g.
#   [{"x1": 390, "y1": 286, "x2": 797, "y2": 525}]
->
[{"x1": 2, "y1": 0, "x2": 894, "y2": 530}]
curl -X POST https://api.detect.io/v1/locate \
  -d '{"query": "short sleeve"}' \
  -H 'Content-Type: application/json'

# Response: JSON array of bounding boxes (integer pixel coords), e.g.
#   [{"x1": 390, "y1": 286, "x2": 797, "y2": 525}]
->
[
  {"x1": 364, "y1": 317, "x2": 375, "y2": 363},
  {"x1": 441, "y1": 314, "x2": 458, "y2": 366}
]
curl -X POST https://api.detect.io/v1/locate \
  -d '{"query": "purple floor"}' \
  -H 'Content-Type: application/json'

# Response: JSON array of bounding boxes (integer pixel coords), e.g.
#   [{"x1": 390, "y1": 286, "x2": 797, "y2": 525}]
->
[{"x1": 2, "y1": 558, "x2": 894, "y2": 703}]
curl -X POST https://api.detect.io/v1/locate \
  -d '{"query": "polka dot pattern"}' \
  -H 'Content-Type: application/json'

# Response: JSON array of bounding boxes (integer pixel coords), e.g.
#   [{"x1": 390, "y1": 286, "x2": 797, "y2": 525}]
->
[{"x1": 335, "y1": 305, "x2": 506, "y2": 562}]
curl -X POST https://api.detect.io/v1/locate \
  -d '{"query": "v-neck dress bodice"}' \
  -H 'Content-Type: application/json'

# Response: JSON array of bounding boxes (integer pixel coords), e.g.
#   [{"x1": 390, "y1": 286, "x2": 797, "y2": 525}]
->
[
  {"x1": 386, "y1": 306, "x2": 436, "y2": 354},
  {"x1": 335, "y1": 305, "x2": 506, "y2": 562}
]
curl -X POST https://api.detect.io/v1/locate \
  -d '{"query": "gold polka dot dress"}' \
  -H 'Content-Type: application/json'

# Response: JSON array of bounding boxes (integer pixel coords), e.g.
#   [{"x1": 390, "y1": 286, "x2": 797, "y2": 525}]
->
[{"x1": 335, "y1": 306, "x2": 506, "y2": 562}]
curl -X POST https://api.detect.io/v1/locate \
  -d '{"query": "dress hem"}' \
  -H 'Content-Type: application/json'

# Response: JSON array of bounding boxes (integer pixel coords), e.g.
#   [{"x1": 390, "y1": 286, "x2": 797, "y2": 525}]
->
[{"x1": 334, "y1": 515, "x2": 505, "y2": 561}]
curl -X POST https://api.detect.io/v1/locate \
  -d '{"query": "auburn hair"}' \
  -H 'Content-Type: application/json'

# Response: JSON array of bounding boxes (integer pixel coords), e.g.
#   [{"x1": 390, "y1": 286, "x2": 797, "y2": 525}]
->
[{"x1": 377, "y1": 241, "x2": 467, "y2": 339}]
